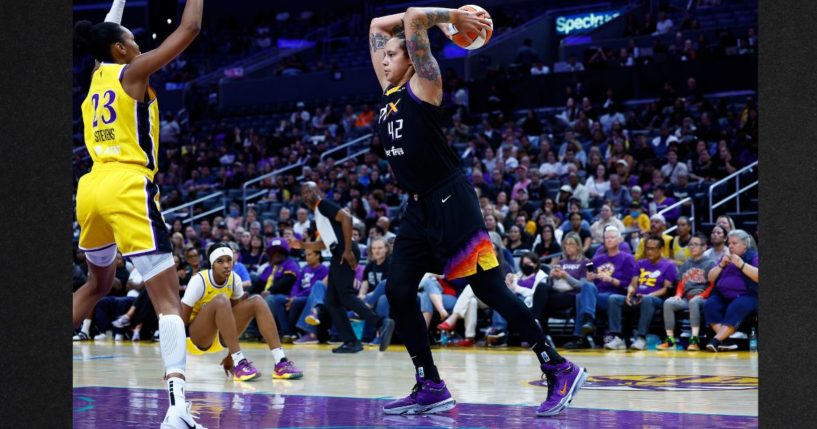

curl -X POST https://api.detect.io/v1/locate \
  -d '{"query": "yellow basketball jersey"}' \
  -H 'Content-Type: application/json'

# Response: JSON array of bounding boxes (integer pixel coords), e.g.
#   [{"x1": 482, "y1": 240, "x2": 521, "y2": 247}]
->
[
  {"x1": 189, "y1": 270, "x2": 239, "y2": 322},
  {"x1": 80, "y1": 63, "x2": 160, "y2": 180}
]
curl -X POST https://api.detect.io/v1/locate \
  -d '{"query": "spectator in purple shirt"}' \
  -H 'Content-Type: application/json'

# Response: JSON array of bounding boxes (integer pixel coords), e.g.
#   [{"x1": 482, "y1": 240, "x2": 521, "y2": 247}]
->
[
  {"x1": 255, "y1": 238, "x2": 301, "y2": 342},
  {"x1": 704, "y1": 230, "x2": 759, "y2": 352},
  {"x1": 268, "y1": 248, "x2": 328, "y2": 342},
  {"x1": 605, "y1": 235, "x2": 677, "y2": 350},
  {"x1": 568, "y1": 226, "x2": 636, "y2": 348}
]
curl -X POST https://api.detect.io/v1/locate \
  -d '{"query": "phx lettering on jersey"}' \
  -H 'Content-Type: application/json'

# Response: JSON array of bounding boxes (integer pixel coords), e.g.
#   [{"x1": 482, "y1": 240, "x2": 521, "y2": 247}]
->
[{"x1": 380, "y1": 97, "x2": 405, "y2": 156}]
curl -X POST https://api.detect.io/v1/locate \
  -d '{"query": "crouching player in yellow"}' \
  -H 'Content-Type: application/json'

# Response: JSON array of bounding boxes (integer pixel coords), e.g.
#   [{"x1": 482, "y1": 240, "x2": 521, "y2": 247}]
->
[{"x1": 181, "y1": 242, "x2": 304, "y2": 380}]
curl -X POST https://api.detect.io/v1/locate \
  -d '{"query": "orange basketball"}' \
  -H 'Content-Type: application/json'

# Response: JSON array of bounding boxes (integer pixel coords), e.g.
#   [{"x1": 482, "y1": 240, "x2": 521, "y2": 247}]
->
[{"x1": 449, "y1": 5, "x2": 493, "y2": 50}]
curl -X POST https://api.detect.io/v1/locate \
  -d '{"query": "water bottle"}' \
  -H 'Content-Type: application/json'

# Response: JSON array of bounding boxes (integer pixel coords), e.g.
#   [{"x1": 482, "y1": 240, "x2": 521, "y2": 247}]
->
[
  {"x1": 749, "y1": 328, "x2": 757, "y2": 352},
  {"x1": 440, "y1": 330, "x2": 448, "y2": 347}
]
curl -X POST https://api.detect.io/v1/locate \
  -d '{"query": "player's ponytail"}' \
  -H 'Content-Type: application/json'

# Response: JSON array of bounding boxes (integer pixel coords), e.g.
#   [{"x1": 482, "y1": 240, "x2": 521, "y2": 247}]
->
[{"x1": 74, "y1": 20, "x2": 125, "y2": 63}]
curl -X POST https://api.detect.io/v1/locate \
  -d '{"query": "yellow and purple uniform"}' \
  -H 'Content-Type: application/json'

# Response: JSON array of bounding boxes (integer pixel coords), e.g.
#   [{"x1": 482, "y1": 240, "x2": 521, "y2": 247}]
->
[{"x1": 76, "y1": 63, "x2": 168, "y2": 256}]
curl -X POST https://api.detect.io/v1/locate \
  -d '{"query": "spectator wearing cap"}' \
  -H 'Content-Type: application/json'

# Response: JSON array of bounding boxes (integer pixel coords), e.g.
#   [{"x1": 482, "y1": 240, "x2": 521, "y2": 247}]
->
[
  {"x1": 555, "y1": 184, "x2": 573, "y2": 213},
  {"x1": 604, "y1": 174, "x2": 633, "y2": 214},
  {"x1": 558, "y1": 132, "x2": 587, "y2": 166},
  {"x1": 621, "y1": 201, "x2": 650, "y2": 234},
  {"x1": 514, "y1": 188, "x2": 538, "y2": 219},
  {"x1": 635, "y1": 214, "x2": 673, "y2": 260},
  {"x1": 253, "y1": 238, "x2": 301, "y2": 301},
  {"x1": 631, "y1": 185, "x2": 646, "y2": 208},
  {"x1": 648, "y1": 184, "x2": 680, "y2": 225},
  {"x1": 613, "y1": 159, "x2": 636, "y2": 188}
]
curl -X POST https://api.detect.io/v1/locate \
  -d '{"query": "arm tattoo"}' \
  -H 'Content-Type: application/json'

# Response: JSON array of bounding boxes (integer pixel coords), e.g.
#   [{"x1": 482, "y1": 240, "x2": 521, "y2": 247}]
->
[
  {"x1": 422, "y1": 8, "x2": 450, "y2": 27},
  {"x1": 406, "y1": 8, "x2": 449, "y2": 83},
  {"x1": 406, "y1": 31, "x2": 440, "y2": 82},
  {"x1": 370, "y1": 32, "x2": 389, "y2": 53}
]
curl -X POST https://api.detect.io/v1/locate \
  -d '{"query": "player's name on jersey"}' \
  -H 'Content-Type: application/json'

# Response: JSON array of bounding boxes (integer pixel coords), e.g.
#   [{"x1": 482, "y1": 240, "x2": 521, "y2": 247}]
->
[{"x1": 93, "y1": 128, "x2": 117, "y2": 143}]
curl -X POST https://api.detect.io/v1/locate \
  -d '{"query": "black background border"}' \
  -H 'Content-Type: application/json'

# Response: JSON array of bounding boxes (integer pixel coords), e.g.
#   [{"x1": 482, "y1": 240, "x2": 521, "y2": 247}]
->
[{"x1": 0, "y1": 0, "x2": 815, "y2": 426}]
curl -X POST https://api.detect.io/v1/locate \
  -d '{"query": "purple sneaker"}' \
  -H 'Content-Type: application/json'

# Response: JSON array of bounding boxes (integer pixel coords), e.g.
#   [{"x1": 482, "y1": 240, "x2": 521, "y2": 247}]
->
[
  {"x1": 272, "y1": 359, "x2": 304, "y2": 380},
  {"x1": 383, "y1": 375, "x2": 456, "y2": 415},
  {"x1": 293, "y1": 333, "x2": 318, "y2": 344},
  {"x1": 537, "y1": 360, "x2": 588, "y2": 417},
  {"x1": 232, "y1": 359, "x2": 260, "y2": 382}
]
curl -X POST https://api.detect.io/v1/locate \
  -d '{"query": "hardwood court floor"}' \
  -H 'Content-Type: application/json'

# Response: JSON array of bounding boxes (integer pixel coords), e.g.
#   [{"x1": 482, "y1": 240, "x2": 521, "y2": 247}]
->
[{"x1": 73, "y1": 340, "x2": 758, "y2": 428}]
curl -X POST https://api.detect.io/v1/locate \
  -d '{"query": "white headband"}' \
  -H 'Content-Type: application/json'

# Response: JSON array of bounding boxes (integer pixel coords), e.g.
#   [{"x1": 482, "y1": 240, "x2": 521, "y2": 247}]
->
[{"x1": 209, "y1": 247, "x2": 234, "y2": 266}]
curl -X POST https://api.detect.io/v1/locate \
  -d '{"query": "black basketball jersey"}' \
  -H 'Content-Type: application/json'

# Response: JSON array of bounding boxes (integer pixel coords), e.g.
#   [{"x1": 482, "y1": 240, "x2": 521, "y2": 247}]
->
[{"x1": 376, "y1": 80, "x2": 462, "y2": 195}]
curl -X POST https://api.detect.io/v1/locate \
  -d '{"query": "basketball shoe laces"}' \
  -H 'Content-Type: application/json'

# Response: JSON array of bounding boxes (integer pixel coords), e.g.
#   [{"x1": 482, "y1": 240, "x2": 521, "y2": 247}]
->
[
  {"x1": 540, "y1": 372, "x2": 556, "y2": 400},
  {"x1": 410, "y1": 381, "x2": 423, "y2": 399}
]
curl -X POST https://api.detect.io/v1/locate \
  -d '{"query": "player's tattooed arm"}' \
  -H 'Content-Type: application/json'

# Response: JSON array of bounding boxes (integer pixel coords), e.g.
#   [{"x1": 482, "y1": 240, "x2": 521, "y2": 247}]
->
[
  {"x1": 404, "y1": 8, "x2": 449, "y2": 84},
  {"x1": 370, "y1": 13, "x2": 408, "y2": 90}
]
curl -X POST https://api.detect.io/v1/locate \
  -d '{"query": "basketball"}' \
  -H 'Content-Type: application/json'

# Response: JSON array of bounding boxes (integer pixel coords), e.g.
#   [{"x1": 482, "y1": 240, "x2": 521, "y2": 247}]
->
[{"x1": 449, "y1": 5, "x2": 493, "y2": 50}]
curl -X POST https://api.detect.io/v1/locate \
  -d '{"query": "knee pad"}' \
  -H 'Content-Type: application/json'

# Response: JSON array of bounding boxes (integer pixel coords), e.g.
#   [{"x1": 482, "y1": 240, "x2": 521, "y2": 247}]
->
[
  {"x1": 84, "y1": 244, "x2": 118, "y2": 267},
  {"x1": 130, "y1": 252, "x2": 175, "y2": 282}
]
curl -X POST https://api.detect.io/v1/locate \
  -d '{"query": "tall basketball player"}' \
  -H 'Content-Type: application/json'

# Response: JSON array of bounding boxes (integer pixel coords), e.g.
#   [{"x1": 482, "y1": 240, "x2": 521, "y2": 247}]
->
[
  {"x1": 73, "y1": 0, "x2": 206, "y2": 427},
  {"x1": 368, "y1": 7, "x2": 588, "y2": 417}
]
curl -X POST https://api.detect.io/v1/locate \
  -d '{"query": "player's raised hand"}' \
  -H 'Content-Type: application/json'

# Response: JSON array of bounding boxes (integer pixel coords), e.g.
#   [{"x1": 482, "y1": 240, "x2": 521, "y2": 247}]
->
[{"x1": 451, "y1": 9, "x2": 491, "y2": 41}]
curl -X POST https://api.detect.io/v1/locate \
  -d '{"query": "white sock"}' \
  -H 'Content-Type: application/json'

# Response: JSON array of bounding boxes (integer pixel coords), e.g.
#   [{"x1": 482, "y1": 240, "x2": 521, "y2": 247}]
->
[
  {"x1": 231, "y1": 350, "x2": 246, "y2": 364},
  {"x1": 81, "y1": 319, "x2": 92, "y2": 335},
  {"x1": 166, "y1": 376, "x2": 186, "y2": 411},
  {"x1": 271, "y1": 347, "x2": 286, "y2": 363},
  {"x1": 158, "y1": 314, "x2": 187, "y2": 379}
]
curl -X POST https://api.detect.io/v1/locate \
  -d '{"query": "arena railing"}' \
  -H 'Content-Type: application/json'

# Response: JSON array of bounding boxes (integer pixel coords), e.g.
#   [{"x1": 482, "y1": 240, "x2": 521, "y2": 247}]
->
[
  {"x1": 659, "y1": 197, "x2": 696, "y2": 235},
  {"x1": 241, "y1": 162, "x2": 305, "y2": 217},
  {"x1": 319, "y1": 133, "x2": 373, "y2": 161},
  {"x1": 708, "y1": 160, "x2": 758, "y2": 223},
  {"x1": 162, "y1": 191, "x2": 224, "y2": 225}
]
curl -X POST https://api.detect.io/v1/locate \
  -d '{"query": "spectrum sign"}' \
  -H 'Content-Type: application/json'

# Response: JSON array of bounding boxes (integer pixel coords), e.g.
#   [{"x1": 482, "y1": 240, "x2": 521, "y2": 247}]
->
[{"x1": 554, "y1": 10, "x2": 621, "y2": 36}]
